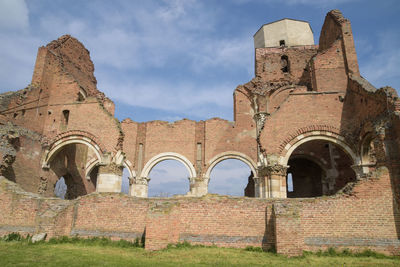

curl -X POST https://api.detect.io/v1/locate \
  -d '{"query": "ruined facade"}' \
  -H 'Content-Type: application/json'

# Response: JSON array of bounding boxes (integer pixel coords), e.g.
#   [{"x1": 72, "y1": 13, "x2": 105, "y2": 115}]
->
[{"x1": 1, "y1": 10, "x2": 400, "y2": 256}]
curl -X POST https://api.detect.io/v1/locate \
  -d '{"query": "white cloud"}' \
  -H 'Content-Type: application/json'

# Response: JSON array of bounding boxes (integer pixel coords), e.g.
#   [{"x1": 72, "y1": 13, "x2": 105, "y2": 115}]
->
[
  {"x1": 359, "y1": 31, "x2": 400, "y2": 90},
  {"x1": 0, "y1": 0, "x2": 29, "y2": 31},
  {"x1": 97, "y1": 75, "x2": 236, "y2": 119},
  {"x1": 233, "y1": 0, "x2": 359, "y2": 6},
  {"x1": 0, "y1": 34, "x2": 40, "y2": 90},
  {"x1": 284, "y1": 0, "x2": 359, "y2": 5},
  {"x1": 0, "y1": 0, "x2": 252, "y2": 120}
]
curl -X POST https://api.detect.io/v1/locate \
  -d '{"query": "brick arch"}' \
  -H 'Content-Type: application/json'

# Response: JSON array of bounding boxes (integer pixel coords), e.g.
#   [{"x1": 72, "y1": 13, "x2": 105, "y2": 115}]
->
[
  {"x1": 42, "y1": 131, "x2": 104, "y2": 169},
  {"x1": 279, "y1": 133, "x2": 359, "y2": 166},
  {"x1": 278, "y1": 125, "x2": 342, "y2": 153},
  {"x1": 360, "y1": 132, "x2": 376, "y2": 166},
  {"x1": 140, "y1": 152, "x2": 196, "y2": 179},
  {"x1": 204, "y1": 151, "x2": 257, "y2": 179},
  {"x1": 48, "y1": 130, "x2": 106, "y2": 152}
]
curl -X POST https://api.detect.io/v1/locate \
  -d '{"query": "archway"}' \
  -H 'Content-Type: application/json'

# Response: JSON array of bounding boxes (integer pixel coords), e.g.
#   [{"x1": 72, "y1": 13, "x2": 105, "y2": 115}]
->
[
  {"x1": 205, "y1": 152, "x2": 257, "y2": 197},
  {"x1": 148, "y1": 160, "x2": 190, "y2": 197},
  {"x1": 208, "y1": 159, "x2": 254, "y2": 196},
  {"x1": 43, "y1": 135, "x2": 102, "y2": 169},
  {"x1": 283, "y1": 138, "x2": 356, "y2": 198},
  {"x1": 141, "y1": 152, "x2": 196, "y2": 179},
  {"x1": 44, "y1": 136, "x2": 103, "y2": 199},
  {"x1": 141, "y1": 152, "x2": 196, "y2": 197}
]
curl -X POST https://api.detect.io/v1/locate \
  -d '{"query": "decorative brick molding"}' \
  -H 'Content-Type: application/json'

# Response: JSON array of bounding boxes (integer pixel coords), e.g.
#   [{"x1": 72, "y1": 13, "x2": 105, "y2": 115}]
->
[
  {"x1": 204, "y1": 151, "x2": 257, "y2": 179},
  {"x1": 278, "y1": 125, "x2": 341, "y2": 153},
  {"x1": 140, "y1": 152, "x2": 196, "y2": 180},
  {"x1": 279, "y1": 132, "x2": 359, "y2": 166},
  {"x1": 42, "y1": 131, "x2": 104, "y2": 169},
  {"x1": 48, "y1": 130, "x2": 105, "y2": 152}
]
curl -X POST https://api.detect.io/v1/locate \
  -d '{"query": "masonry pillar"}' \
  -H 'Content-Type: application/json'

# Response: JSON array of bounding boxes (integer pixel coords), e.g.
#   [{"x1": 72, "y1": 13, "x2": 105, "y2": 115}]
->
[
  {"x1": 267, "y1": 165, "x2": 288, "y2": 198},
  {"x1": 187, "y1": 177, "x2": 208, "y2": 197},
  {"x1": 96, "y1": 162, "x2": 123, "y2": 192},
  {"x1": 253, "y1": 177, "x2": 261, "y2": 198},
  {"x1": 259, "y1": 164, "x2": 288, "y2": 198},
  {"x1": 130, "y1": 177, "x2": 150, "y2": 197},
  {"x1": 257, "y1": 169, "x2": 269, "y2": 198}
]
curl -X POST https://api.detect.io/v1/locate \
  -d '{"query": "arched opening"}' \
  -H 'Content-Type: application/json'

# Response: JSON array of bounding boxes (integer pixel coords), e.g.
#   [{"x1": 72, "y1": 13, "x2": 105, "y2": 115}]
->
[
  {"x1": 48, "y1": 143, "x2": 99, "y2": 199},
  {"x1": 62, "y1": 110, "x2": 69, "y2": 126},
  {"x1": 286, "y1": 139, "x2": 356, "y2": 198},
  {"x1": 287, "y1": 158, "x2": 323, "y2": 198},
  {"x1": 281, "y1": 55, "x2": 289, "y2": 73},
  {"x1": 148, "y1": 160, "x2": 190, "y2": 197},
  {"x1": 77, "y1": 89, "x2": 87, "y2": 102},
  {"x1": 208, "y1": 159, "x2": 255, "y2": 197}
]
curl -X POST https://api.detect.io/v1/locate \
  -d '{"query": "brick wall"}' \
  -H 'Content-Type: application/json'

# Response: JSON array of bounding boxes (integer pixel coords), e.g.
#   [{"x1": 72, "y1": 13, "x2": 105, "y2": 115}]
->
[{"x1": 1, "y1": 165, "x2": 399, "y2": 256}]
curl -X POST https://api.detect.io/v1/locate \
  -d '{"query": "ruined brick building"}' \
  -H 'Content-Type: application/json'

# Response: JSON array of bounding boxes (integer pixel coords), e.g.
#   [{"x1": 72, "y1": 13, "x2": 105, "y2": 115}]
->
[{"x1": 1, "y1": 10, "x2": 400, "y2": 256}]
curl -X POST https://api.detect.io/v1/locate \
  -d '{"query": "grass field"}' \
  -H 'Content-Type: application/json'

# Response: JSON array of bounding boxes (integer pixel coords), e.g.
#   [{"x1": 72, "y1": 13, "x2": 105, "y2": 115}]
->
[{"x1": 1, "y1": 240, "x2": 400, "y2": 267}]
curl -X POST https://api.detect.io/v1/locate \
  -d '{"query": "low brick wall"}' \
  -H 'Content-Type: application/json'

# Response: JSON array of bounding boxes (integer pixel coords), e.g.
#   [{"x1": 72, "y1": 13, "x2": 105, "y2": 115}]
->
[{"x1": 0, "y1": 167, "x2": 399, "y2": 257}]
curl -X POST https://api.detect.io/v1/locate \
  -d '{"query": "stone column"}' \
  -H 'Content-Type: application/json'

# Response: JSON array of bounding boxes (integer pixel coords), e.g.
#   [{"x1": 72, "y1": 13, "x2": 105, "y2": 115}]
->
[
  {"x1": 257, "y1": 167, "x2": 270, "y2": 198},
  {"x1": 130, "y1": 176, "x2": 150, "y2": 197},
  {"x1": 266, "y1": 164, "x2": 288, "y2": 198},
  {"x1": 187, "y1": 177, "x2": 209, "y2": 197},
  {"x1": 253, "y1": 177, "x2": 261, "y2": 198},
  {"x1": 97, "y1": 162, "x2": 123, "y2": 193}
]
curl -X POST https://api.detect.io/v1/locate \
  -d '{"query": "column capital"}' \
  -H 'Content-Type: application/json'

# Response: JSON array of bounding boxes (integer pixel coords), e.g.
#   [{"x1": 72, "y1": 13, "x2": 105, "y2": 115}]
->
[
  {"x1": 188, "y1": 176, "x2": 209, "y2": 184},
  {"x1": 187, "y1": 176, "x2": 209, "y2": 197},
  {"x1": 98, "y1": 162, "x2": 123, "y2": 176},
  {"x1": 259, "y1": 164, "x2": 289, "y2": 177},
  {"x1": 134, "y1": 176, "x2": 151, "y2": 185}
]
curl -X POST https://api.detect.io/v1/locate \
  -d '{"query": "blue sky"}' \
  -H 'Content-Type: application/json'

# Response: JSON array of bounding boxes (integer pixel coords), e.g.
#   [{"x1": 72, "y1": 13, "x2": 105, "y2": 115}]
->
[{"x1": 1, "y1": 0, "x2": 399, "y2": 196}]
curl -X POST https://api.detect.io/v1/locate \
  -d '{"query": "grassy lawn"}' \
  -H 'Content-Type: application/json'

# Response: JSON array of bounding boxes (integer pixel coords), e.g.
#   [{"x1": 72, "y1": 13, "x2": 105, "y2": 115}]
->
[{"x1": 0, "y1": 241, "x2": 399, "y2": 267}]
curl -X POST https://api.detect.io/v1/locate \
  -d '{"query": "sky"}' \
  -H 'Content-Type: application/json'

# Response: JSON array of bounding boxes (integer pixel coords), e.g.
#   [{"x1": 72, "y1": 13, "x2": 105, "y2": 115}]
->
[{"x1": 1, "y1": 0, "x2": 399, "y2": 197}]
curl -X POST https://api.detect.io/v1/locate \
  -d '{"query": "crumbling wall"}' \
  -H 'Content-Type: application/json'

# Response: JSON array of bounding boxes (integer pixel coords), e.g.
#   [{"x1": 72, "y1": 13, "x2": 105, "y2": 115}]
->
[
  {"x1": 319, "y1": 10, "x2": 359, "y2": 75},
  {"x1": 1, "y1": 166, "x2": 399, "y2": 256},
  {"x1": 0, "y1": 123, "x2": 45, "y2": 194},
  {"x1": 255, "y1": 45, "x2": 317, "y2": 86},
  {"x1": 37, "y1": 35, "x2": 97, "y2": 96},
  {"x1": 311, "y1": 39, "x2": 348, "y2": 92}
]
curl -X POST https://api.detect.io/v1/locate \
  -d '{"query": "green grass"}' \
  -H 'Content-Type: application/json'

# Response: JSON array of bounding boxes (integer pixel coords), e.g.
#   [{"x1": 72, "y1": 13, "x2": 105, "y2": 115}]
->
[{"x1": 0, "y1": 236, "x2": 399, "y2": 266}]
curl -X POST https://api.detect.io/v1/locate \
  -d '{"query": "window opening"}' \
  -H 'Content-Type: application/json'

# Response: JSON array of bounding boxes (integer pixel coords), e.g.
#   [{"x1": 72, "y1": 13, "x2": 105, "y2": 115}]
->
[
  {"x1": 281, "y1": 55, "x2": 289, "y2": 73},
  {"x1": 77, "y1": 91, "x2": 86, "y2": 102},
  {"x1": 62, "y1": 110, "x2": 70, "y2": 126},
  {"x1": 287, "y1": 173, "x2": 293, "y2": 192}
]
